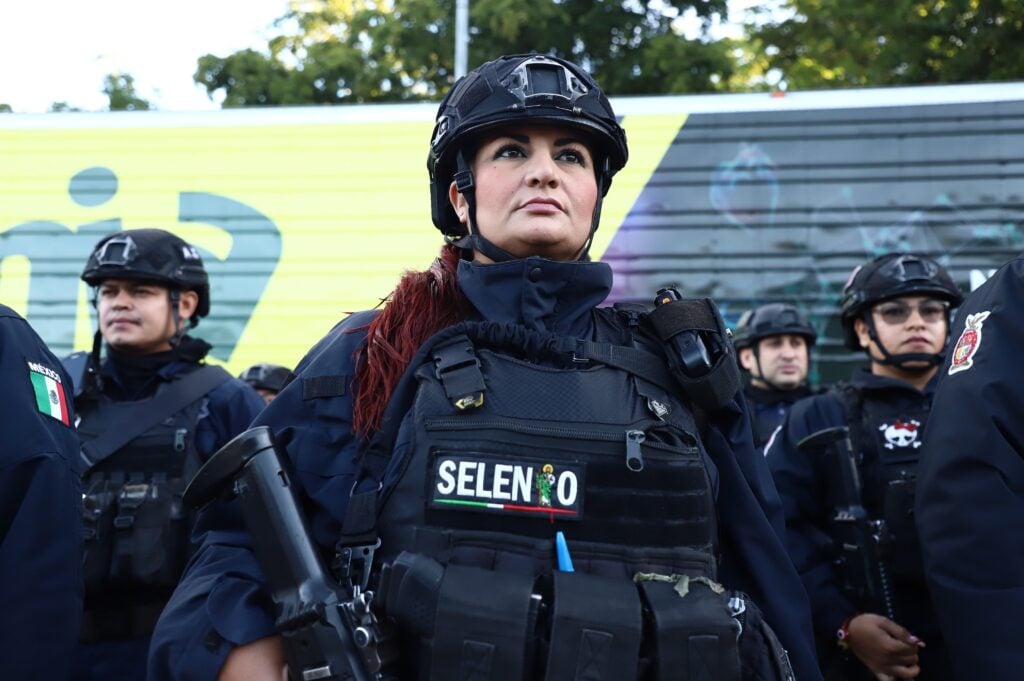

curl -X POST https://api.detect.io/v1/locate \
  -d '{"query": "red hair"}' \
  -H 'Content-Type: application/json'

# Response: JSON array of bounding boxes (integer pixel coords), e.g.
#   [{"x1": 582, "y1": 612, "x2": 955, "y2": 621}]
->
[{"x1": 352, "y1": 243, "x2": 469, "y2": 436}]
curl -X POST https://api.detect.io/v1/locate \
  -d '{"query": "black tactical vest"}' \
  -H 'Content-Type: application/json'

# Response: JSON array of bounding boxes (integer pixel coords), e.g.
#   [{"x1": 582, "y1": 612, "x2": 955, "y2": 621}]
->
[
  {"x1": 376, "y1": 312, "x2": 718, "y2": 575},
  {"x1": 353, "y1": 313, "x2": 794, "y2": 681},
  {"x1": 831, "y1": 382, "x2": 930, "y2": 581},
  {"x1": 76, "y1": 382, "x2": 205, "y2": 640}
]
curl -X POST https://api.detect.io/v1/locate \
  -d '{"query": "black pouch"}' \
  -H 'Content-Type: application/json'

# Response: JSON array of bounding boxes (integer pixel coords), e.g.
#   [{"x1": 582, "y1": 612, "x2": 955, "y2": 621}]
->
[
  {"x1": 429, "y1": 564, "x2": 537, "y2": 681},
  {"x1": 81, "y1": 478, "x2": 118, "y2": 592},
  {"x1": 544, "y1": 570, "x2": 643, "y2": 681},
  {"x1": 638, "y1": 578, "x2": 741, "y2": 681},
  {"x1": 647, "y1": 296, "x2": 742, "y2": 412},
  {"x1": 730, "y1": 592, "x2": 796, "y2": 681},
  {"x1": 109, "y1": 476, "x2": 190, "y2": 587}
]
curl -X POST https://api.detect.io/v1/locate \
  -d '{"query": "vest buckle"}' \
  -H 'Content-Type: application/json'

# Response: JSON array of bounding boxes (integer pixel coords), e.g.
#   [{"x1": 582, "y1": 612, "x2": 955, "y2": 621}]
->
[{"x1": 333, "y1": 539, "x2": 381, "y2": 593}]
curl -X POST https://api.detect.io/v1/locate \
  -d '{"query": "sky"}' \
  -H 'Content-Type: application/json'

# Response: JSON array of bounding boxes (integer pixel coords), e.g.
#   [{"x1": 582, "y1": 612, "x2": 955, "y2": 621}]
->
[
  {"x1": 0, "y1": 0, "x2": 758, "y2": 114},
  {"x1": 1, "y1": 0, "x2": 291, "y2": 113}
]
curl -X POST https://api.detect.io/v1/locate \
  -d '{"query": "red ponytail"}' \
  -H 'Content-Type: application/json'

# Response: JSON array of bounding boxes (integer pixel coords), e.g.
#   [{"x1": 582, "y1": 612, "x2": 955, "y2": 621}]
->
[{"x1": 352, "y1": 244, "x2": 469, "y2": 436}]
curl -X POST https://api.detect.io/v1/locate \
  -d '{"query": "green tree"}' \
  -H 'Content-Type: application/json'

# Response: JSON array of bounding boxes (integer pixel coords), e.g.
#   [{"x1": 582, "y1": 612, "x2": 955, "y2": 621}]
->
[
  {"x1": 103, "y1": 73, "x2": 152, "y2": 111},
  {"x1": 745, "y1": 0, "x2": 1024, "y2": 90},
  {"x1": 49, "y1": 102, "x2": 82, "y2": 112},
  {"x1": 195, "y1": 0, "x2": 738, "y2": 106},
  {"x1": 0, "y1": 103, "x2": 12, "y2": 113}
]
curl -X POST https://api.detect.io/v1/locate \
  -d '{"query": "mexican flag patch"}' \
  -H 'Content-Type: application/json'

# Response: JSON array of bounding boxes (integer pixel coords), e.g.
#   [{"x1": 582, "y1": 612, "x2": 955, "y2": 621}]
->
[{"x1": 28, "y1": 361, "x2": 70, "y2": 425}]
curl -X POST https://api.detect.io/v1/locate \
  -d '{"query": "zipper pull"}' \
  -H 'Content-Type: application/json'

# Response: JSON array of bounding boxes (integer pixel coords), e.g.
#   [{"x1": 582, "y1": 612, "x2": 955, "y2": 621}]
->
[
  {"x1": 625, "y1": 430, "x2": 646, "y2": 472},
  {"x1": 174, "y1": 428, "x2": 187, "y2": 452}
]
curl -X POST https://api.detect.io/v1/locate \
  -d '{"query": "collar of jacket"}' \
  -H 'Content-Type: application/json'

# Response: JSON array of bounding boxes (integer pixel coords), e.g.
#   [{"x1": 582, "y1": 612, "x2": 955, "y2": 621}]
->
[
  {"x1": 848, "y1": 366, "x2": 938, "y2": 396},
  {"x1": 457, "y1": 256, "x2": 613, "y2": 337},
  {"x1": 101, "y1": 335, "x2": 211, "y2": 400},
  {"x1": 744, "y1": 382, "x2": 813, "y2": 406}
]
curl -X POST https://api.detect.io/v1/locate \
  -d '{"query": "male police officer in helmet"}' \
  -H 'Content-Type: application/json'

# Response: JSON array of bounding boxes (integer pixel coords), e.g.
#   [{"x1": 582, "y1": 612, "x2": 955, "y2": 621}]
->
[
  {"x1": 767, "y1": 252, "x2": 961, "y2": 681},
  {"x1": 0, "y1": 306, "x2": 82, "y2": 681},
  {"x1": 734, "y1": 304, "x2": 817, "y2": 450},
  {"x1": 68, "y1": 228, "x2": 265, "y2": 681}
]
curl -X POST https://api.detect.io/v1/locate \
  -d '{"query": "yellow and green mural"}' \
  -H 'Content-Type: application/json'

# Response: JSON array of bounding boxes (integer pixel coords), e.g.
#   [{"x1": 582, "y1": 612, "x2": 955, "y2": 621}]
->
[
  {"x1": 0, "y1": 108, "x2": 682, "y2": 372},
  {"x1": 3, "y1": 84, "x2": 1022, "y2": 384}
]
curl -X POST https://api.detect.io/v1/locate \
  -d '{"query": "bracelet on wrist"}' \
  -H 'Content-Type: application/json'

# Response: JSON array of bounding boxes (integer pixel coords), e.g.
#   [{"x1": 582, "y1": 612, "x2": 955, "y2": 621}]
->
[{"x1": 836, "y1": 615, "x2": 855, "y2": 651}]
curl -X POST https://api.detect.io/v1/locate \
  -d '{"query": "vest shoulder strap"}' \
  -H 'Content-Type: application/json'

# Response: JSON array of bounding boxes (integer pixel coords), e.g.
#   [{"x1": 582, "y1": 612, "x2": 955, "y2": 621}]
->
[
  {"x1": 828, "y1": 382, "x2": 866, "y2": 461},
  {"x1": 79, "y1": 364, "x2": 233, "y2": 473}
]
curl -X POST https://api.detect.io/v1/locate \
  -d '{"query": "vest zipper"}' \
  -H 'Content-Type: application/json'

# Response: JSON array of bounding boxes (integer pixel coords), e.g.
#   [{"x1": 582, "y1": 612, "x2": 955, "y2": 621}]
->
[
  {"x1": 173, "y1": 428, "x2": 187, "y2": 452},
  {"x1": 625, "y1": 430, "x2": 646, "y2": 472}
]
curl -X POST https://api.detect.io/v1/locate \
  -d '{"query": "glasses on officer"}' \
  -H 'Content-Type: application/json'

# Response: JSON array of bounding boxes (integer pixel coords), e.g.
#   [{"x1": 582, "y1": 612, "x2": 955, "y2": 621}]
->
[{"x1": 872, "y1": 299, "x2": 949, "y2": 325}]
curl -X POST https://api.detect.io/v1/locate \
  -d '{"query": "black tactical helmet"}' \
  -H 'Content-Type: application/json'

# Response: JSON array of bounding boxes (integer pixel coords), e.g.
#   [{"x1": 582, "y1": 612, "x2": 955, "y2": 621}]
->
[
  {"x1": 839, "y1": 252, "x2": 962, "y2": 351},
  {"x1": 428, "y1": 53, "x2": 628, "y2": 238},
  {"x1": 733, "y1": 303, "x2": 817, "y2": 351},
  {"x1": 82, "y1": 228, "x2": 210, "y2": 319},
  {"x1": 239, "y1": 363, "x2": 292, "y2": 393}
]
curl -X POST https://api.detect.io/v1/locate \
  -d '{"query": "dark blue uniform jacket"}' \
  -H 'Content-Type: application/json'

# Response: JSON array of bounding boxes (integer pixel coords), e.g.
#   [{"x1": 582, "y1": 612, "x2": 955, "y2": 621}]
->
[
  {"x1": 0, "y1": 305, "x2": 83, "y2": 680},
  {"x1": 766, "y1": 369, "x2": 936, "y2": 639},
  {"x1": 744, "y1": 383, "x2": 813, "y2": 452},
  {"x1": 917, "y1": 255, "x2": 1024, "y2": 680},
  {"x1": 150, "y1": 257, "x2": 822, "y2": 681}
]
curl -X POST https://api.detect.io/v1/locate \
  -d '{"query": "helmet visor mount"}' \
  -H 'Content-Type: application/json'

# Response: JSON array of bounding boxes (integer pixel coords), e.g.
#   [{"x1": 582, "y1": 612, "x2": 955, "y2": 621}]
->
[
  {"x1": 876, "y1": 254, "x2": 941, "y2": 285},
  {"x1": 93, "y1": 234, "x2": 138, "y2": 268},
  {"x1": 503, "y1": 57, "x2": 589, "y2": 110}
]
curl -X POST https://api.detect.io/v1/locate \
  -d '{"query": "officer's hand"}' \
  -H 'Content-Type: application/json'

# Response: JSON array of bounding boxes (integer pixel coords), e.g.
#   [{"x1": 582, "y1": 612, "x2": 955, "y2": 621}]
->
[
  {"x1": 847, "y1": 613, "x2": 924, "y2": 680},
  {"x1": 218, "y1": 635, "x2": 287, "y2": 681}
]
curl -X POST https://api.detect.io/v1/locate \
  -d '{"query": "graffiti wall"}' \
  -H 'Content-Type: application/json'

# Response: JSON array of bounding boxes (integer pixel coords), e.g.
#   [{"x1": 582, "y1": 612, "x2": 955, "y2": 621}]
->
[
  {"x1": 603, "y1": 90, "x2": 1024, "y2": 384},
  {"x1": 2, "y1": 84, "x2": 1022, "y2": 385}
]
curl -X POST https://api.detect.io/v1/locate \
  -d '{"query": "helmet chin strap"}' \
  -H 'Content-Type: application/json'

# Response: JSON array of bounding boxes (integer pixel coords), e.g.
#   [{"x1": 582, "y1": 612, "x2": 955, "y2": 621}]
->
[
  {"x1": 863, "y1": 314, "x2": 943, "y2": 372},
  {"x1": 450, "y1": 151, "x2": 519, "y2": 263},
  {"x1": 168, "y1": 289, "x2": 189, "y2": 350},
  {"x1": 450, "y1": 150, "x2": 607, "y2": 263},
  {"x1": 84, "y1": 328, "x2": 106, "y2": 396}
]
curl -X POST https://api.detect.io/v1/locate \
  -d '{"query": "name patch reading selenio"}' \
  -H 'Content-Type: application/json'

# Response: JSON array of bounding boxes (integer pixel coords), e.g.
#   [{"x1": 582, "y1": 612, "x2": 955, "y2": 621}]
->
[{"x1": 430, "y1": 454, "x2": 584, "y2": 520}]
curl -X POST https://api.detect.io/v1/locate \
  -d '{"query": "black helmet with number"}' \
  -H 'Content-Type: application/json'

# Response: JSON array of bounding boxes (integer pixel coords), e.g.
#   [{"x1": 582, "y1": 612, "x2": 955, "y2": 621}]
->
[
  {"x1": 428, "y1": 54, "x2": 628, "y2": 260},
  {"x1": 82, "y1": 228, "x2": 210, "y2": 321},
  {"x1": 733, "y1": 303, "x2": 817, "y2": 351}
]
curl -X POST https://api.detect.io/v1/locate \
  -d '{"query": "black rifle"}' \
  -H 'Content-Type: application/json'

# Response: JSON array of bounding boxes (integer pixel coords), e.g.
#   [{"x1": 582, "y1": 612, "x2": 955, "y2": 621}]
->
[
  {"x1": 798, "y1": 426, "x2": 897, "y2": 621},
  {"x1": 184, "y1": 426, "x2": 394, "y2": 681}
]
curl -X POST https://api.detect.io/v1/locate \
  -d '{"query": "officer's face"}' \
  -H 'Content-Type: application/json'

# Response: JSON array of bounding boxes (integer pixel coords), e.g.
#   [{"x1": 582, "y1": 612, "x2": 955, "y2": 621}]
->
[
  {"x1": 741, "y1": 334, "x2": 809, "y2": 390},
  {"x1": 96, "y1": 279, "x2": 198, "y2": 354},
  {"x1": 854, "y1": 294, "x2": 948, "y2": 367},
  {"x1": 449, "y1": 124, "x2": 598, "y2": 262},
  {"x1": 255, "y1": 388, "x2": 278, "y2": 405}
]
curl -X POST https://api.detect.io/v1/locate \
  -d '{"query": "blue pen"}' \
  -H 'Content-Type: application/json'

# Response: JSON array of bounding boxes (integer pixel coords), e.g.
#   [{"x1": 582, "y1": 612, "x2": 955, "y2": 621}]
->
[{"x1": 556, "y1": 531, "x2": 575, "y2": 572}]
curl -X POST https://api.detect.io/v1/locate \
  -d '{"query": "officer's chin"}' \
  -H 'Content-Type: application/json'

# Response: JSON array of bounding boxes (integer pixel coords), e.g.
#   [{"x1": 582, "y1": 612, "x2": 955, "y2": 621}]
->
[
  {"x1": 770, "y1": 373, "x2": 804, "y2": 390},
  {"x1": 899, "y1": 360, "x2": 933, "y2": 372}
]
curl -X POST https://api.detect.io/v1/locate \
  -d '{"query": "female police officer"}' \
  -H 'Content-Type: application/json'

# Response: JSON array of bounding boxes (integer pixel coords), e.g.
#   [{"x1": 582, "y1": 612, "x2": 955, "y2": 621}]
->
[
  {"x1": 150, "y1": 54, "x2": 821, "y2": 681},
  {"x1": 766, "y1": 253, "x2": 961, "y2": 681}
]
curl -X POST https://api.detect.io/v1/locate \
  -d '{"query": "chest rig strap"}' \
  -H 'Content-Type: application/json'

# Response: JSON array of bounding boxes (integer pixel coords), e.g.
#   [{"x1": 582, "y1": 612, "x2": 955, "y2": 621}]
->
[{"x1": 78, "y1": 364, "x2": 233, "y2": 473}]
